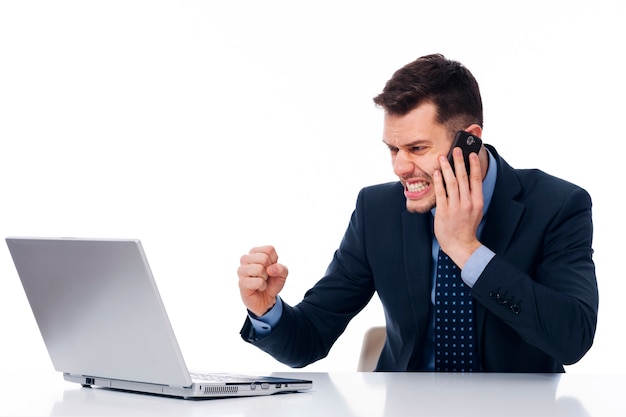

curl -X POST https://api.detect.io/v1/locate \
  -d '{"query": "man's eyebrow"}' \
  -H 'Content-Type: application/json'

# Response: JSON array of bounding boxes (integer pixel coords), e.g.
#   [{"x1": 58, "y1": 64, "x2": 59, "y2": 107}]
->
[{"x1": 382, "y1": 139, "x2": 430, "y2": 148}]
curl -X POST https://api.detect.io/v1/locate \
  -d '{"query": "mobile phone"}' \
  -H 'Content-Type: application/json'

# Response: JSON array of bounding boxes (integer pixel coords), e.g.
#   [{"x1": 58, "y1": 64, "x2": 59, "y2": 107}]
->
[{"x1": 446, "y1": 131, "x2": 482, "y2": 176}]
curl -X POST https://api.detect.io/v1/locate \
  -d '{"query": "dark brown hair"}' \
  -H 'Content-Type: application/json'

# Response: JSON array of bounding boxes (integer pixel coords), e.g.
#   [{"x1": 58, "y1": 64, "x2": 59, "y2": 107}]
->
[{"x1": 373, "y1": 54, "x2": 483, "y2": 131}]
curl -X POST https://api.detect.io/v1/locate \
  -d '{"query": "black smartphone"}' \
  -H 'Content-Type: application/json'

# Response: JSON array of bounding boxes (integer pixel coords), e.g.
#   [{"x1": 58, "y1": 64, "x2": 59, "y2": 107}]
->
[{"x1": 446, "y1": 131, "x2": 482, "y2": 176}]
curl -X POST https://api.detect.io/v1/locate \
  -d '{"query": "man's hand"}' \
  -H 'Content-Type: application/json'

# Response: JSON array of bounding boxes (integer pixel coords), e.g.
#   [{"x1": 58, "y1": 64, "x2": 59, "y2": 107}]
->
[
  {"x1": 237, "y1": 245, "x2": 288, "y2": 317},
  {"x1": 433, "y1": 147, "x2": 484, "y2": 268}
]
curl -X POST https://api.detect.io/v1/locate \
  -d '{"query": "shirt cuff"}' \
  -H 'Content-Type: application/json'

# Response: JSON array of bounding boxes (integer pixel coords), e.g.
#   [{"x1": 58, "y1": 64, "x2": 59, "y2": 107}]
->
[
  {"x1": 461, "y1": 245, "x2": 495, "y2": 287},
  {"x1": 248, "y1": 296, "x2": 284, "y2": 338}
]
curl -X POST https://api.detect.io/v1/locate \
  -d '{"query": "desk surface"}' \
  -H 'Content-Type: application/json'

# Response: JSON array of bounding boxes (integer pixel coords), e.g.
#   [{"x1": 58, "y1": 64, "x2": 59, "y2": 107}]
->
[{"x1": 0, "y1": 370, "x2": 622, "y2": 417}]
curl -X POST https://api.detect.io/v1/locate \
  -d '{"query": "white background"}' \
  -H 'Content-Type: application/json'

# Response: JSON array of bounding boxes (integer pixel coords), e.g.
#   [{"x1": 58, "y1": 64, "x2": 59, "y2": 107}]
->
[{"x1": 1, "y1": 0, "x2": 623, "y2": 375}]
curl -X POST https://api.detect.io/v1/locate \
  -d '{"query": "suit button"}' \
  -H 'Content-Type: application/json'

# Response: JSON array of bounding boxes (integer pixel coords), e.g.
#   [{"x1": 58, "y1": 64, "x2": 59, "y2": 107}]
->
[{"x1": 510, "y1": 304, "x2": 521, "y2": 315}]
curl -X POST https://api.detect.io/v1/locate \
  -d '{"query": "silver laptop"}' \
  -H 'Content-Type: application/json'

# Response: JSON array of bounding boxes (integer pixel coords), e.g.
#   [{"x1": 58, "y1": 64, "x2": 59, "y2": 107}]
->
[{"x1": 6, "y1": 237, "x2": 312, "y2": 399}]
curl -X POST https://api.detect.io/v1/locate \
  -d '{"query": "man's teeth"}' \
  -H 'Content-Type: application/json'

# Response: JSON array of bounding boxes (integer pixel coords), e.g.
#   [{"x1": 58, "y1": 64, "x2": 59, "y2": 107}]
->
[{"x1": 407, "y1": 182, "x2": 428, "y2": 192}]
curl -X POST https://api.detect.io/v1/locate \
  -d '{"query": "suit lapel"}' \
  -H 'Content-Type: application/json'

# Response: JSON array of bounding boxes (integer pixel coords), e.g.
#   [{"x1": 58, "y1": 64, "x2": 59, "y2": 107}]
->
[
  {"x1": 401, "y1": 210, "x2": 433, "y2": 321},
  {"x1": 475, "y1": 145, "x2": 525, "y2": 358},
  {"x1": 480, "y1": 145, "x2": 525, "y2": 254}
]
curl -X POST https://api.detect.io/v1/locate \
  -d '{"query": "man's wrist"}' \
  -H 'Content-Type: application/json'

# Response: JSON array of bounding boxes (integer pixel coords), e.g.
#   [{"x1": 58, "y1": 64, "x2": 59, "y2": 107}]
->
[
  {"x1": 248, "y1": 296, "x2": 283, "y2": 337},
  {"x1": 446, "y1": 240, "x2": 482, "y2": 270},
  {"x1": 461, "y1": 245, "x2": 495, "y2": 287}
]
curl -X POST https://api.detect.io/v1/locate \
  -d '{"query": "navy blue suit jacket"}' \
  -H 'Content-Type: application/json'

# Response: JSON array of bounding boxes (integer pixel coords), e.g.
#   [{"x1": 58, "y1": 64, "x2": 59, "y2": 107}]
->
[{"x1": 241, "y1": 145, "x2": 598, "y2": 372}]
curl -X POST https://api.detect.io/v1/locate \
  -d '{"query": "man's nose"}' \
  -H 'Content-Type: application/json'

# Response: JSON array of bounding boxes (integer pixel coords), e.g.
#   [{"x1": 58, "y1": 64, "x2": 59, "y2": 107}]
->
[{"x1": 393, "y1": 150, "x2": 413, "y2": 177}]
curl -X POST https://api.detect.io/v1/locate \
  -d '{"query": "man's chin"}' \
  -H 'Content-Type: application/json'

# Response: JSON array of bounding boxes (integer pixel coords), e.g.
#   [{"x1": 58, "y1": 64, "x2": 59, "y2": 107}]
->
[{"x1": 405, "y1": 198, "x2": 435, "y2": 214}]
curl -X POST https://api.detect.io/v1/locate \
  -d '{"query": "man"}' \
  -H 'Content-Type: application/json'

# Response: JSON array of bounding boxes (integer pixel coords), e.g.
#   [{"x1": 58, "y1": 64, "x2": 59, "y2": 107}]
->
[{"x1": 237, "y1": 54, "x2": 598, "y2": 372}]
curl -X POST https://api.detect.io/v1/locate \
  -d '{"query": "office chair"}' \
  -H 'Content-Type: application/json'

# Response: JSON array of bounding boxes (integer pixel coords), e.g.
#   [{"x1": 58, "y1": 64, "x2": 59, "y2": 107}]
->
[{"x1": 356, "y1": 326, "x2": 386, "y2": 372}]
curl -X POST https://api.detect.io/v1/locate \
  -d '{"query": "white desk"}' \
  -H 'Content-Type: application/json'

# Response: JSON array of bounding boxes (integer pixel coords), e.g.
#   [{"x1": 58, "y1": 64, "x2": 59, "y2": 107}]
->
[{"x1": 1, "y1": 371, "x2": 623, "y2": 416}]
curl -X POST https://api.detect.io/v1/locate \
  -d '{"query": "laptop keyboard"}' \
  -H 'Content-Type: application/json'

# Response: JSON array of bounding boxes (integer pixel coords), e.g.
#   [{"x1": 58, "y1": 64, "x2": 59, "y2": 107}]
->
[{"x1": 189, "y1": 372, "x2": 259, "y2": 383}]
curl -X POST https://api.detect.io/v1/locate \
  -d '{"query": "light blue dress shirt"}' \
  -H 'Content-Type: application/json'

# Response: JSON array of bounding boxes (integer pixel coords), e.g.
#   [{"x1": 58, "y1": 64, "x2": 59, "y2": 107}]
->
[{"x1": 250, "y1": 151, "x2": 498, "y2": 367}]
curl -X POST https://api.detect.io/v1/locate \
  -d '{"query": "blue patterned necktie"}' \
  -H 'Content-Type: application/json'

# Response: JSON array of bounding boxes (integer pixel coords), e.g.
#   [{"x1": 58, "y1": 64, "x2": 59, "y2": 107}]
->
[{"x1": 434, "y1": 248, "x2": 478, "y2": 371}]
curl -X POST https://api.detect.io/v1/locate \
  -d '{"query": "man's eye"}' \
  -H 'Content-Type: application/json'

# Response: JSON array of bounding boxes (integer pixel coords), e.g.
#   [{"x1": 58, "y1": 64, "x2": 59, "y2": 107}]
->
[{"x1": 387, "y1": 147, "x2": 399, "y2": 154}]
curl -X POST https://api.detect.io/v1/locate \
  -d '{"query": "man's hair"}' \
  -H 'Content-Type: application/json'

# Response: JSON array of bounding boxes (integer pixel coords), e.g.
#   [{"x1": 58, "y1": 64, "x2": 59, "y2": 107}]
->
[{"x1": 373, "y1": 54, "x2": 483, "y2": 131}]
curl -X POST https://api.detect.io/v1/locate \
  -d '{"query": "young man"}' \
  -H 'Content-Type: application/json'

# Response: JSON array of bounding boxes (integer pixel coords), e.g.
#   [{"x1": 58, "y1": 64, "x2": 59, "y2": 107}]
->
[{"x1": 237, "y1": 54, "x2": 598, "y2": 372}]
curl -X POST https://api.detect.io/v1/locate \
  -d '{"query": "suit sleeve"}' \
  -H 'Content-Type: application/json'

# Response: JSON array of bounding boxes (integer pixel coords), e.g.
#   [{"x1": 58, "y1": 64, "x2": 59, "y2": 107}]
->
[
  {"x1": 472, "y1": 187, "x2": 598, "y2": 365},
  {"x1": 240, "y1": 188, "x2": 376, "y2": 368}
]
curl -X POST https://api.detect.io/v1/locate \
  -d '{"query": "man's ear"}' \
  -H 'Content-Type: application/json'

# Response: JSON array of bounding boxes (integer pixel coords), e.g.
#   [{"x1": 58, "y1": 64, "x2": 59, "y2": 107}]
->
[{"x1": 466, "y1": 124, "x2": 483, "y2": 138}]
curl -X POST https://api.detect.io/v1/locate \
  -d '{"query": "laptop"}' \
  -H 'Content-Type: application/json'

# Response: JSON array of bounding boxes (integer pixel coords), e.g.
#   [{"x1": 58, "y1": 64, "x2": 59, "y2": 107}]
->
[{"x1": 6, "y1": 237, "x2": 312, "y2": 399}]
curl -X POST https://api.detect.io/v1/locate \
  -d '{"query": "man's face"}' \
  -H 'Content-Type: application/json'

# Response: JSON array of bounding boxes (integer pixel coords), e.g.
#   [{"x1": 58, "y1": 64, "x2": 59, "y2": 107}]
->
[{"x1": 382, "y1": 102, "x2": 452, "y2": 213}]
